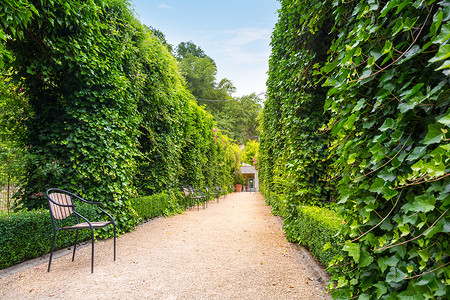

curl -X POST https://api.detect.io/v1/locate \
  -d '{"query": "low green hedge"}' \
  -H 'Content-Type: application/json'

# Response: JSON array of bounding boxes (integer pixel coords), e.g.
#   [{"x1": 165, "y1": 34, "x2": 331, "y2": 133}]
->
[
  {"x1": 0, "y1": 191, "x2": 197, "y2": 270},
  {"x1": 264, "y1": 192, "x2": 288, "y2": 217},
  {"x1": 284, "y1": 204, "x2": 344, "y2": 270},
  {"x1": 0, "y1": 204, "x2": 98, "y2": 270},
  {"x1": 131, "y1": 192, "x2": 184, "y2": 222}
]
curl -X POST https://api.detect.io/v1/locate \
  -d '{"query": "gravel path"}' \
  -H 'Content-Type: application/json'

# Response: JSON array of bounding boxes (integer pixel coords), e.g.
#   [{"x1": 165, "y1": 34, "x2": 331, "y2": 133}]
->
[{"x1": 0, "y1": 192, "x2": 328, "y2": 299}]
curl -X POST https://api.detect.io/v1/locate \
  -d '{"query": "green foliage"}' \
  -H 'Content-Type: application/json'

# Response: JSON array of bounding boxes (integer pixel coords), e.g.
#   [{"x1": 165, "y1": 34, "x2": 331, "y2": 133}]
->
[
  {"x1": 262, "y1": 0, "x2": 450, "y2": 299},
  {"x1": 215, "y1": 94, "x2": 263, "y2": 144},
  {"x1": 264, "y1": 192, "x2": 288, "y2": 217},
  {"x1": 260, "y1": 0, "x2": 335, "y2": 206},
  {"x1": 3, "y1": 0, "x2": 141, "y2": 235},
  {"x1": 242, "y1": 139, "x2": 259, "y2": 166},
  {"x1": 133, "y1": 24, "x2": 189, "y2": 196},
  {"x1": 0, "y1": 0, "x2": 37, "y2": 68},
  {"x1": 131, "y1": 192, "x2": 183, "y2": 221},
  {"x1": 233, "y1": 170, "x2": 245, "y2": 185},
  {"x1": 2, "y1": 0, "x2": 237, "y2": 239},
  {"x1": 178, "y1": 54, "x2": 218, "y2": 101},
  {"x1": 0, "y1": 77, "x2": 29, "y2": 186},
  {"x1": 285, "y1": 204, "x2": 344, "y2": 269},
  {"x1": 145, "y1": 25, "x2": 173, "y2": 53},
  {"x1": 175, "y1": 41, "x2": 212, "y2": 61},
  {"x1": 0, "y1": 204, "x2": 97, "y2": 269},
  {"x1": 174, "y1": 40, "x2": 262, "y2": 144}
]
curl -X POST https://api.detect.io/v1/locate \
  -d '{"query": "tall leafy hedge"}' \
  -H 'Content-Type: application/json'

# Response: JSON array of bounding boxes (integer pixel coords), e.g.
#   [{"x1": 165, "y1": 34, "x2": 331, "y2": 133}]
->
[
  {"x1": 260, "y1": 1, "x2": 335, "y2": 206},
  {"x1": 262, "y1": 0, "x2": 449, "y2": 299},
  {"x1": 1, "y1": 0, "x2": 235, "y2": 236},
  {"x1": 5, "y1": 0, "x2": 141, "y2": 234}
]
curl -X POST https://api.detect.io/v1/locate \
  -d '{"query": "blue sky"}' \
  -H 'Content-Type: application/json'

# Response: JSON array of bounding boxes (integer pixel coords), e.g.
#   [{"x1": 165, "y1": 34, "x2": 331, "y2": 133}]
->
[{"x1": 129, "y1": 0, "x2": 281, "y2": 97}]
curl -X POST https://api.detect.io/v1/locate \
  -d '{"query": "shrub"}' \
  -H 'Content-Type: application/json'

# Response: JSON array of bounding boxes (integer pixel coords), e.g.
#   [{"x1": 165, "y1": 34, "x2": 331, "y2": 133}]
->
[
  {"x1": 131, "y1": 192, "x2": 183, "y2": 222},
  {"x1": 264, "y1": 192, "x2": 287, "y2": 217},
  {"x1": 0, "y1": 204, "x2": 98, "y2": 270},
  {"x1": 284, "y1": 204, "x2": 344, "y2": 269}
]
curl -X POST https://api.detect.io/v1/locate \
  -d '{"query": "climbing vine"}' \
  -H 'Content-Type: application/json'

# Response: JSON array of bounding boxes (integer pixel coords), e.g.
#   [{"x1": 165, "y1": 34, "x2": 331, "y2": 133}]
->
[
  {"x1": 262, "y1": 0, "x2": 449, "y2": 298},
  {"x1": 260, "y1": 1, "x2": 335, "y2": 206},
  {"x1": 2, "y1": 0, "x2": 236, "y2": 236}
]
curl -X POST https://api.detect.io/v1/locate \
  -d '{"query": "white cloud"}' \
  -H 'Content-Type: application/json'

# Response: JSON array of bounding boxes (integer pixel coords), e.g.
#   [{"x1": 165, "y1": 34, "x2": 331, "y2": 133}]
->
[
  {"x1": 223, "y1": 27, "x2": 271, "y2": 46},
  {"x1": 215, "y1": 27, "x2": 272, "y2": 64},
  {"x1": 158, "y1": 4, "x2": 171, "y2": 9},
  {"x1": 191, "y1": 27, "x2": 273, "y2": 96}
]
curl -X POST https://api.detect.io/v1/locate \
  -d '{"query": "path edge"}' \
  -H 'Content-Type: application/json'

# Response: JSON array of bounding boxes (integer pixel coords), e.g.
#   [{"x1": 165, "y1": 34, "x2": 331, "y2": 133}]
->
[{"x1": 274, "y1": 215, "x2": 332, "y2": 299}]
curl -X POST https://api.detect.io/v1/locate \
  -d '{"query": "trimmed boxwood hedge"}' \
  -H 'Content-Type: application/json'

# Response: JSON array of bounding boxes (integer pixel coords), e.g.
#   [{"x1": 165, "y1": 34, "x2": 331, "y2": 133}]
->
[
  {"x1": 284, "y1": 205, "x2": 344, "y2": 269},
  {"x1": 131, "y1": 192, "x2": 184, "y2": 221},
  {"x1": 266, "y1": 194, "x2": 344, "y2": 270},
  {"x1": 0, "y1": 204, "x2": 98, "y2": 270}
]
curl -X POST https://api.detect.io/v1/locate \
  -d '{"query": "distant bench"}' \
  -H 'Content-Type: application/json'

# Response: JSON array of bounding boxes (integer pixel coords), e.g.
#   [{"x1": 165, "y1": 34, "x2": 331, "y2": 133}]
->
[
  {"x1": 206, "y1": 186, "x2": 219, "y2": 203},
  {"x1": 182, "y1": 186, "x2": 206, "y2": 211}
]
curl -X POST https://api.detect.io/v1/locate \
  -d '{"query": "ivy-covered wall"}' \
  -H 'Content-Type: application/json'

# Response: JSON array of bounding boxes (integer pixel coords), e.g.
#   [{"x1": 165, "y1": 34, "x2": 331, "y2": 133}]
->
[
  {"x1": 261, "y1": 0, "x2": 449, "y2": 299},
  {"x1": 1, "y1": 0, "x2": 235, "y2": 236},
  {"x1": 260, "y1": 1, "x2": 335, "y2": 206}
]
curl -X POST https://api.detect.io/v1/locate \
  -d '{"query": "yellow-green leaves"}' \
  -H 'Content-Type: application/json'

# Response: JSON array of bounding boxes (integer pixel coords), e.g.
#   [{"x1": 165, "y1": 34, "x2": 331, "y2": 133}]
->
[{"x1": 343, "y1": 242, "x2": 360, "y2": 262}]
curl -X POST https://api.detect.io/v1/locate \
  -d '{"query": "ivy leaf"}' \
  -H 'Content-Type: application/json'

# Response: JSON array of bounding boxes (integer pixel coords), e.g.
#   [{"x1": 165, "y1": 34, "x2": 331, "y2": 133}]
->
[
  {"x1": 436, "y1": 60, "x2": 450, "y2": 70},
  {"x1": 370, "y1": 178, "x2": 385, "y2": 194},
  {"x1": 377, "y1": 169, "x2": 397, "y2": 181},
  {"x1": 429, "y1": 44, "x2": 450, "y2": 63},
  {"x1": 382, "y1": 187, "x2": 399, "y2": 200},
  {"x1": 343, "y1": 113, "x2": 358, "y2": 130},
  {"x1": 416, "y1": 273, "x2": 435, "y2": 286},
  {"x1": 397, "y1": 288, "x2": 426, "y2": 300},
  {"x1": 398, "y1": 99, "x2": 417, "y2": 113},
  {"x1": 343, "y1": 242, "x2": 360, "y2": 262},
  {"x1": 379, "y1": 118, "x2": 395, "y2": 131},
  {"x1": 434, "y1": 23, "x2": 450, "y2": 44},
  {"x1": 424, "y1": 123, "x2": 444, "y2": 145},
  {"x1": 408, "y1": 195, "x2": 436, "y2": 213},
  {"x1": 382, "y1": 40, "x2": 393, "y2": 54},
  {"x1": 380, "y1": 1, "x2": 396, "y2": 18},
  {"x1": 424, "y1": 218, "x2": 445, "y2": 238},
  {"x1": 378, "y1": 256, "x2": 389, "y2": 272},
  {"x1": 359, "y1": 251, "x2": 373, "y2": 267},
  {"x1": 374, "y1": 282, "x2": 388, "y2": 298},
  {"x1": 352, "y1": 99, "x2": 366, "y2": 112},
  {"x1": 400, "y1": 83, "x2": 424, "y2": 99},
  {"x1": 358, "y1": 294, "x2": 370, "y2": 300},
  {"x1": 386, "y1": 267, "x2": 406, "y2": 283},
  {"x1": 436, "y1": 110, "x2": 450, "y2": 127},
  {"x1": 398, "y1": 45, "x2": 421, "y2": 64},
  {"x1": 399, "y1": 223, "x2": 410, "y2": 237},
  {"x1": 385, "y1": 255, "x2": 400, "y2": 267},
  {"x1": 406, "y1": 146, "x2": 427, "y2": 161}
]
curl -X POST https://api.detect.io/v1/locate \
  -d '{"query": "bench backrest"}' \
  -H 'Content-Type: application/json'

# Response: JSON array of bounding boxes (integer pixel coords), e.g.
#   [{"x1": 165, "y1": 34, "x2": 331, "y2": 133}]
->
[{"x1": 48, "y1": 192, "x2": 74, "y2": 220}]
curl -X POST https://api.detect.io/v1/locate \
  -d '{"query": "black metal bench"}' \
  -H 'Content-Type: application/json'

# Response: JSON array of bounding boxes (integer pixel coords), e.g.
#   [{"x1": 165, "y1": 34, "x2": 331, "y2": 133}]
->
[
  {"x1": 206, "y1": 186, "x2": 219, "y2": 203},
  {"x1": 182, "y1": 186, "x2": 206, "y2": 210},
  {"x1": 215, "y1": 185, "x2": 227, "y2": 200}
]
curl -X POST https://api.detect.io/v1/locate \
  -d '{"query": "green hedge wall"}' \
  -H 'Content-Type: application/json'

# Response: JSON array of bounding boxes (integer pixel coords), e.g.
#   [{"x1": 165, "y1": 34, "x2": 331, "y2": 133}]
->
[
  {"x1": 0, "y1": 204, "x2": 97, "y2": 270},
  {"x1": 261, "y1": 0, "x2": 449, "y2": 299},
  {"x1": 1, "y1": 0, "x2": 236, "y2": 239}
]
